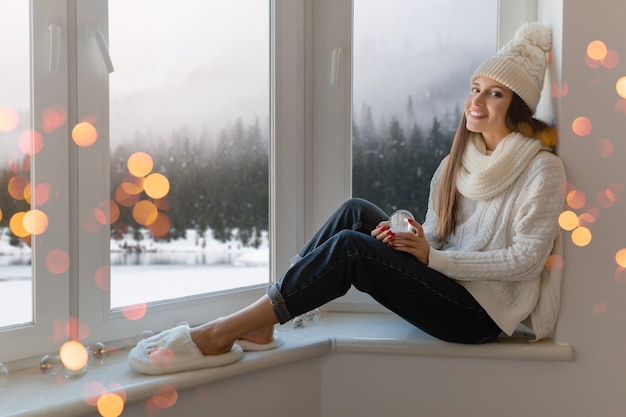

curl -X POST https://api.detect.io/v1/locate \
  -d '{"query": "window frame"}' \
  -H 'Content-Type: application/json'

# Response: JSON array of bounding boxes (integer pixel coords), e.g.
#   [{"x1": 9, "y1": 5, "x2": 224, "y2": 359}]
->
[{"x1": 0, "y1": 0, "x2": 537, "y2": 366}]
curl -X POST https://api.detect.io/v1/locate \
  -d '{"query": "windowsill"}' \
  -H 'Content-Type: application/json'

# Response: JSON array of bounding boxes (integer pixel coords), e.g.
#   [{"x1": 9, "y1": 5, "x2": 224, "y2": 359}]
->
[{"x1": 0, "y1": 312, "x2": 573, "y2": 417}]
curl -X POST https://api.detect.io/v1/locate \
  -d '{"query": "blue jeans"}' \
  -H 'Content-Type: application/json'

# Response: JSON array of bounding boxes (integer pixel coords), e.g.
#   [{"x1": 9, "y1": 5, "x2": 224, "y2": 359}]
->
[{"x1": 267, "y1": 198, "x2": 502, "y2": 344}]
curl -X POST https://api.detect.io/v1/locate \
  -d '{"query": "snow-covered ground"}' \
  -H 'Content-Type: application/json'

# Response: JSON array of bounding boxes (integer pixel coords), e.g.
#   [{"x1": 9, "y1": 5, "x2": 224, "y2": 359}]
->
[{"x1": 0, "y1": 228, "x2": 271, "y2": 327}]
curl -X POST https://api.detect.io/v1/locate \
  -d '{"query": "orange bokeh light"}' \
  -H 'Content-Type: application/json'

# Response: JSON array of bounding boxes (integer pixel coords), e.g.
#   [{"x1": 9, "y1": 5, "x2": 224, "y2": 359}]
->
[
  {"x1": 571, "y1": 227, "x2": 592, "y2": 247},
  {"x1": 617, "y1": 76, "x2": 626, "y2": 99},
  {"x1": 132, "y1": 200, "x2": 159, "y2": 226},
  {"x1": 572, "y1": 116, "x2": 592, "y2": 136},
  {"x1": 144, "y1": 173, "x2": 170, "y2": 199},
  {"x1": 127, "y1": 152, "x2": 153, "y2": 177},
  {"x1": 587, "y1": 40, "x2": 608, "y2": 61},
  {"x1": 558, "y1": 210, "x2": 579, "y2": 231},
  {"x1": 148, "y1": 212, "x2": 171, "y2": 239},
  {"x1": 9, "y1": 212, "x2": 29, "y2": 238},
  {"x1": 23, "y1": 209, "x2": 49, "y2": 235},
  {"x1": 616, "y1": 249, "x2": 626, "y2": 268},
  {"x1": 567, "y1": 190, "x2": 586, "y2": 209},
  {"x1": 46, "y1": 249, "x2": 70, "y2": 274},
  {"x1": 115, "y1": 184, "x2": 140, "y2": 207},
  {"x1": 59, "y1": 341, "x2": 89, "y2": 371},
  {"x1": 72, "y1": 122, "x2": 98, "y2": 147},
  {"x1": 8, "y1": 176, "x2": 29, "y2": 200},
  {"x1": 0, "y1": 105, "x2": 20, "y2": 132},
  {"x1": 97, "y1": 393, "x2": 125, "y2": 417}
]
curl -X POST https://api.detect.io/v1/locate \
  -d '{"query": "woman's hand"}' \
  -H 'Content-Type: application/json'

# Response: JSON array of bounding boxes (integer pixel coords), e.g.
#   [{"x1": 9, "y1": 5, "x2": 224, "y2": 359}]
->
[{"x1": 372, "y1": 219, "x2": 430, "y2": 265}]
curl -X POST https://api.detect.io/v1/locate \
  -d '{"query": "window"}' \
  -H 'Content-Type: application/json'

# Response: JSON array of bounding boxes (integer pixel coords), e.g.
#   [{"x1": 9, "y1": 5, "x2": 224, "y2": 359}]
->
[
  {"x1": 0, "y1": 0, "x2": 534, "y2": 366},
  {"x1": 0, "y1": 0, "x2": 32, "y2": 328},
  {"x1": 352, "y1": 0, "x2": 498, "y2": 221}
]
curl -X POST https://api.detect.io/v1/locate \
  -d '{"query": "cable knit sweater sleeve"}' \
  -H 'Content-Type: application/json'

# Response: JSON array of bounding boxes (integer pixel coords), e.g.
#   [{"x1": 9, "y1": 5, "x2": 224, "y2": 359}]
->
[{"x1": 424, "y1": 151, "x2": 566, "y2": 282}]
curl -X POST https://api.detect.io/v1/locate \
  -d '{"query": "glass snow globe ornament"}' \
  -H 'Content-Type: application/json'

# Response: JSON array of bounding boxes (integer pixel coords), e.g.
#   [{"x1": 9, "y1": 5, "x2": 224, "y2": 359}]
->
[{"x1": 389, "y1": 209, "x2": 415, "y2": 233}]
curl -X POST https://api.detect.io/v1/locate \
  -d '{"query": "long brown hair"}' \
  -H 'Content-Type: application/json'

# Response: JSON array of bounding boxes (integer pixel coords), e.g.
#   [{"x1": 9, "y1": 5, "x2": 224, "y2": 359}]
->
[{"x1": 434, "y1": 92, "x2": 549, "y2": 243}]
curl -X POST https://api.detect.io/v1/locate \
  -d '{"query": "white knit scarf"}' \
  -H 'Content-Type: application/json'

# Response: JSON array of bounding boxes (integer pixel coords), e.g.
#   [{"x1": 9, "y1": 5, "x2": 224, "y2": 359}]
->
[{"x1": 456, "y1": 132, "x2": 543, "y2": 200}]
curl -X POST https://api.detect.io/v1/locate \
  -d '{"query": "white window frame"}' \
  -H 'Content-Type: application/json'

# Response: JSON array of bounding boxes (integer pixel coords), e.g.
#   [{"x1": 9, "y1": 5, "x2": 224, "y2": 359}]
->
[
  {"x1": 0, "y1": 0, "x2": 71, "y2": 363},
  {"x1": 0, "y1": 0, "x2": 537, "y2": 366}
]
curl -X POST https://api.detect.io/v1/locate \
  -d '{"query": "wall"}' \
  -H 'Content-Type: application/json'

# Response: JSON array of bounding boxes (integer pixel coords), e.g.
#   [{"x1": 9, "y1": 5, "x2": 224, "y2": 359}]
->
[{"x1": 319, "y1": 1, "x2": 626, "y2": 416}]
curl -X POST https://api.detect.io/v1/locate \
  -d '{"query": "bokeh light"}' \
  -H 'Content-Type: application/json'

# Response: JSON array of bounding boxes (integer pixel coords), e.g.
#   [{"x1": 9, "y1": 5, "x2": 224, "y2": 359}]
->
[
  {"x1": 23, "y1": 209, "x2": 49, "y2": 235},
  {"x1": 587, "y1": 40, "x2": 608, "y2": 61},
  {"x1": 132, "y1": 200, "x2": 158, "y2": 226},
  {"x1": 551, "y1": 81, "x2": 569, "y2": 98},
  {"x1": 609, "y1": 182, "x2": 624, "y2": 201},
  {"x1": 147, "y1": 212, "x2": 171, "y2": 239},
  {"x1": 82, "y1": 207, "x2": 108, "y2": 233},
  {"x1": 616, "y1": 249, "x2": 626, "y2": 268},
  {"x1": 614, "y1": 267, "x2": 626, "y2": 284},
  {"x1": 18, "y1": 130, "x2": 44, "y2": 155},
  {"x1": 598, "y1": 138, "x2": 613, "y2": 158},
  {"x1": 46, "y1": 249, "x2": 70, "y2": 274},
  {"x1": 617, "y1": 76, "x2": 626, "y2": 99},
  {"x1": 115, "y1": 184, "x2": 141, "y2": 207},
  {"x1": 571, "y1": 226, "x2": 592, "y2": 247},
  {"x1": 72, "y1": 122, "x2": 98, "y2": 147},
  {"x1": 97, "y1": 393, "x2": 125, "y2": 417},
  {"x1": 59, "y1": 341, "x2": 89, "y2": 371},
  {"x1": 0, "y1": 106, "x2": 20, "y2": 132},
  {"x1": 120, "y1": 173, "x2": 144, "y2": 195},
  {"x1": 8, "y1": 176, "x2": 29, "y2": 200},
  {"x1": 127, "y1": 152, "x2": 153, "y2": 177},
  {"x1": 82, "y1": 381, "x2": 107, "y2": 407},
  {"x1": 41, "y1": 104, "x2": 67, "y2": 133},
  {"x1": 144, "y1": 173, "x2": 170, "y2": 199},
  {"x1": 122, "y1": 303, "x2": 147, "y2": 321},
  {"x1": 592, "y1": 302, "x2": 607, "y2": 316},
  {"x1": 572, "y1": 116, "x2": 592, "y2": 136},
  {"x1": 9, "y1": 212, "x2": 29, "y2": 238},
  {"x1": 601, "y1": 49, "x2": 620, "y2": 69},
  {"x1": 558, "y1": 210, "x2": 579, "y2": 231},
  {"x1": 578, "y1": 211, "x2": 597, "y2": 227},
  {"x1": 151, "y1": 384, "x2": 178, "y2": 409},
  {"x1": 94, "y1": 266, "x2": 110, "y2": 291},
  {"x1": 566, "y1": 189, "x2": 586, "y2": 209}
]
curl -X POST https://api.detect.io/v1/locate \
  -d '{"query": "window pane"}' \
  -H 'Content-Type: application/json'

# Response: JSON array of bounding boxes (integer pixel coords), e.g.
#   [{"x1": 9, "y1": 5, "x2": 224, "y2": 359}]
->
[
  {"x1": 0, "y1": 1, "x2": 32, "y2": 327},
  {"x1": 352, "y1": 0, "x2": 498, "y2": 221},
  {"x1": 108, "y1": 0, "x2": 270, "y2": 308}
]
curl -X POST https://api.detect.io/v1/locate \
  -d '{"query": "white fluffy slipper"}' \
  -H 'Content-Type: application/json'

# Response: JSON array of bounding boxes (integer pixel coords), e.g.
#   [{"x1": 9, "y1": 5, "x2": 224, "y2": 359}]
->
[
  {"x1": 237, "y1": 332, "x2": 282, "y2": 352},
  {"x1": 128, "y1": 324, "x2": 243, "y2": 375}
]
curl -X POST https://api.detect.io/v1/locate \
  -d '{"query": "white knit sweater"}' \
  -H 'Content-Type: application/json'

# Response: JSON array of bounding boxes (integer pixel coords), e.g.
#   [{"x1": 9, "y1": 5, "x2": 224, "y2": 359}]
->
[{"x1": 423, "y1": 133, "x2": 566, "y2": 340}]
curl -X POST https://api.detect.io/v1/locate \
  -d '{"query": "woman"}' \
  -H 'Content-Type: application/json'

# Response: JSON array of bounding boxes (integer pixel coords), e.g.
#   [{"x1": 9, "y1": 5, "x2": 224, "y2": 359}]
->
[{"x1": 129, "y1": 22, "x2": 566, "y2": 375}]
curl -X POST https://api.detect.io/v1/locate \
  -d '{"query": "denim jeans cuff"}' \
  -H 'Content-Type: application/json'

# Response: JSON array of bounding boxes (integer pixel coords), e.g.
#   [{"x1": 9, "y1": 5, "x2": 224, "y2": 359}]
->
[{"x1": 267, "y1": 284, "x2": 293, "y2": 324}]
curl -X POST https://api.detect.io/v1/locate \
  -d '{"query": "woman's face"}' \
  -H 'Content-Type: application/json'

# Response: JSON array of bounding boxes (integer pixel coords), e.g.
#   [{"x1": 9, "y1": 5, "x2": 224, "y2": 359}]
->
[{"x1": 465, "y1": 77, "x2": 513, "y2": 149}]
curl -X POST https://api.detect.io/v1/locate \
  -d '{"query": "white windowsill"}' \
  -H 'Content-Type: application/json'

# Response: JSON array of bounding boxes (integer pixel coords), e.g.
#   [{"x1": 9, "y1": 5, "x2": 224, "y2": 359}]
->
[{"x1": 0, "y1": 312, "x2": 573, "y2": 417}]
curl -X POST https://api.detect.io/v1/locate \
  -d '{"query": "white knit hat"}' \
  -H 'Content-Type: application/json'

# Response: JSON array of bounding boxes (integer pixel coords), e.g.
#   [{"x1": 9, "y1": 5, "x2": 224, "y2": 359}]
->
[{"x1": 471, "y1": 22, "x2": 552, "y2": 114}]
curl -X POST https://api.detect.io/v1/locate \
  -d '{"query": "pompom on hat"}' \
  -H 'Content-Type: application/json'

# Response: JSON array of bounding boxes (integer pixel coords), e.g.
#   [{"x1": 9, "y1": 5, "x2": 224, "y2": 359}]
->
[{"x1": 471, "y1": 22, "x2": 552, "y2": 114}]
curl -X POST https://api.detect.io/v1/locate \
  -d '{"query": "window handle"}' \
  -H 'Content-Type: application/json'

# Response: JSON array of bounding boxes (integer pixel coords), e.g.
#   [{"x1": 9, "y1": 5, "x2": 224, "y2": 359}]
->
[
  {"x1": 330, "y1": 47, "x2": 343, "y2": 86},
  {"x1": 88, "y1": 27, "x2": 115, "y2": 73},
  {"x1": 47, "y1": 20, "x2": 61, "y2": 72}
]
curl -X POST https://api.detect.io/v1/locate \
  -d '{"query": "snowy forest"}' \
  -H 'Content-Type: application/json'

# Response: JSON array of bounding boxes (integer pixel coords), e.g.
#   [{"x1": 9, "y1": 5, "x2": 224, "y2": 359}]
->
[{"x1": 0, "y1": 107, "x2": 458, "y2": 250}]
